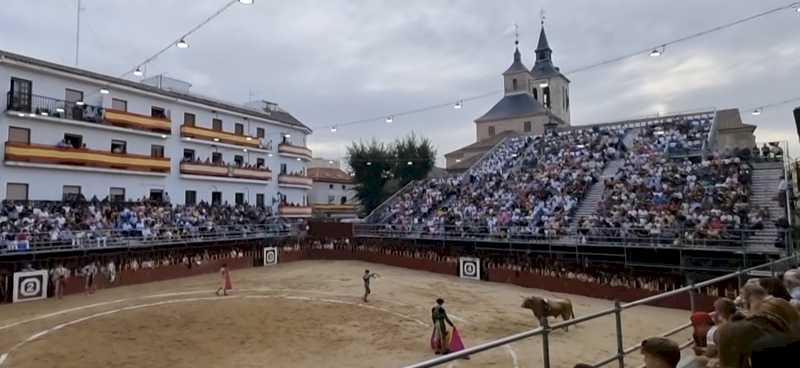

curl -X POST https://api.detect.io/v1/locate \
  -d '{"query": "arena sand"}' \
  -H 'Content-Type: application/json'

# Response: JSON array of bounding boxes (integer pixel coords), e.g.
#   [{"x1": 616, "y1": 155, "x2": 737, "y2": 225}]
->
[{"x1": 0, "y1": 260, "x2": 693, "y2": 367}]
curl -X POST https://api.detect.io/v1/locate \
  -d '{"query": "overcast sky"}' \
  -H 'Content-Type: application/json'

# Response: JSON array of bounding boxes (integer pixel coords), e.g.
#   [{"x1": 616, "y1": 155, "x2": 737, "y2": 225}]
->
[{"x1": 1, "y1": 0, "x2": 799, "y2": 165}]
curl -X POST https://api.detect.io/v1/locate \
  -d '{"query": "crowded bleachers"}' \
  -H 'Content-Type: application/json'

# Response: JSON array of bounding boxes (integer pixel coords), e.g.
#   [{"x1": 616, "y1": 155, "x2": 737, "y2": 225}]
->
[{"x1": 1, "y1": 199, "x2": 283, "y2": 252}]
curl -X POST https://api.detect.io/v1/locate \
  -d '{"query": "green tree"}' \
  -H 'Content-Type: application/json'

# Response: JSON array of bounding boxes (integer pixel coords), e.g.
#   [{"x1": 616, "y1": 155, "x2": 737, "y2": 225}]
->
[
  {"x1": 347, "y1": 139, "x2": 394, "y2": 215},
  {"x1": 391, "y1": 133, "x2": 436, "y2": 187}
]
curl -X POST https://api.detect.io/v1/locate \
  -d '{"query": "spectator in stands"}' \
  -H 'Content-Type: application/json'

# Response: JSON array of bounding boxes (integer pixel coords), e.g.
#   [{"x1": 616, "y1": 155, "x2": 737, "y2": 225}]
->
[
  {"x1": 718, "y1": 296, "x2": 800, "y2": 367},
  {"x1": 691, "y1": 312, "x2": 714, "y2": 354},
  {"x1": 640, "y1": 337, "x2": 681, "y2": 368},
  {"x1": 783, "y1": 269, "x2": 800, "y2": 306}
]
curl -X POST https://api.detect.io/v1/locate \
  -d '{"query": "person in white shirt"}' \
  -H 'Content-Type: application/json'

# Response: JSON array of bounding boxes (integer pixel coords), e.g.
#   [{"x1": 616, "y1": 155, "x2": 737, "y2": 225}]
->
[{"x1": 81, "y1": 262, "x2": 98, "y2": 295}]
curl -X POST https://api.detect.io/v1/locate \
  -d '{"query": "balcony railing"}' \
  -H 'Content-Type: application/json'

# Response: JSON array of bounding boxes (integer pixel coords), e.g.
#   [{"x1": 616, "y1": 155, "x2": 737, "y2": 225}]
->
[
  {"x1": 278, "y1": 174, "x2": 313, "y2": 188},
  {"x1": 278, "y1": 143, "x2": 312, "y2": 160},
  {"x1": 104, "y1": 108, "x2": 172, "y2": 134},
  {"x1": 180, "y1": 161, "x2": 272, "y2": 181},
  {"x1": 6, "y1": 91, "x2": 103, "y2": 123},
  {"x1": 279, "y1": 205, "x2": 312, "y2": 218},
  {"x1": 180, "y1": 125, "x2": 261, "y2": 148},
  {"x1": 4, "y1": 142, "x2": 171, "y2": 173},
  {"x1": 6, "y1": 91, "x2": 172, "y2": 135}
]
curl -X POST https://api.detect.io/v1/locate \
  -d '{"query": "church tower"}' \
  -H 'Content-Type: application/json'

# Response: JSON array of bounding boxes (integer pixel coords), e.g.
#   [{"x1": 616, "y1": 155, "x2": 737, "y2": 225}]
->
[
  {"x1": 530, "y1": 25, "x2": 571, "y2": 124},
  {"x1": 502, "y1": 41, "x2": 532, "y2": 95}
]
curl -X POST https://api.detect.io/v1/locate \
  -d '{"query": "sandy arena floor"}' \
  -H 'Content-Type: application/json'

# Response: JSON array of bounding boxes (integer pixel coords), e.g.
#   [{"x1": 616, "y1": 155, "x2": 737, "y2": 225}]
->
[{"x1": 0, "y1": 260, "x2": 693, "y2": 367}]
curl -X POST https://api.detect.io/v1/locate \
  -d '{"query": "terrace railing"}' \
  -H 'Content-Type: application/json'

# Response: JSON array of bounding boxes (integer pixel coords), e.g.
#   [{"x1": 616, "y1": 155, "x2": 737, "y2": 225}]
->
[
  {"x1": 402, "y1": 253, "x2": 800, "y2": 368},
  {"x1": 0, "y1": 224, "x2": 295, "y2": 256},
  {"x1": 6, "y1": 91, "x2": 103, "y2": 124},
  {"x1": 354, "y1": 224, "x2": 790, "y2": 254}
]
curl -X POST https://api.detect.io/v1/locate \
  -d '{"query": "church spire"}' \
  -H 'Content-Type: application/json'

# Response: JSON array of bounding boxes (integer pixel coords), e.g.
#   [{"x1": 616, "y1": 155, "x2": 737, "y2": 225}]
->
[{"x1": 503, "y1": 24, "x2": 529, "y2": 76}]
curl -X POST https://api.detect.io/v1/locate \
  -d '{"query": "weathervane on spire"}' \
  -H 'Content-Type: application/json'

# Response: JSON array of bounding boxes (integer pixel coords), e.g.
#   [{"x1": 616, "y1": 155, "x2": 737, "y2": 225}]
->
[
  {"x1": 513, "y1": 23, "x2": 519, "y2": 46},
  {"x1": 540, "y1": 8, "x2": 546, "y2": 26}
]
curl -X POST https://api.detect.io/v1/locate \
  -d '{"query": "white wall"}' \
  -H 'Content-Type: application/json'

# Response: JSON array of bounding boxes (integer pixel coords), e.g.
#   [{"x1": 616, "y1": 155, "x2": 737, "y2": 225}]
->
[{"x1": 0, "y1": 61, "x2": 311, "y2": 207}]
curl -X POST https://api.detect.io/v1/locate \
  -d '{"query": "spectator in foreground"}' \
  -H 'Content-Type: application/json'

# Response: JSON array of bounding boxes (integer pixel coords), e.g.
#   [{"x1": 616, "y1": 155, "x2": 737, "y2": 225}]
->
[
  {"x1": 691, "y1": 312, "x2": 714, "y2": 355},
  {"x1": 718, "y1": 296, "x2": 800, "y2": 367},
  {"x1": 641, "y1": 337, "x2": 681, "y2": 368}
]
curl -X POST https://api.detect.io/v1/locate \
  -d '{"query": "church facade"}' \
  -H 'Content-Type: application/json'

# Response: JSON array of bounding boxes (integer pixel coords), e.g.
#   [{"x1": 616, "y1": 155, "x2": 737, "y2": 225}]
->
[{"x1": 446, "y1": 26, "x2": 570, "y2": 170}]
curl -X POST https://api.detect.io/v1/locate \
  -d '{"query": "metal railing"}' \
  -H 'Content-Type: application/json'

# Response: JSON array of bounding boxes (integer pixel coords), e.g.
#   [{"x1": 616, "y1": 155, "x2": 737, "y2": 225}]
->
[
  {"x1": 6, "y1": 91, "x2": 103, "y2": 123},
  {"x1": 0, "y1": 224, "x2": 296, "y2": 255},
  {"x1": 402, "y1": 253, "x2": 800, "y2": 368},
  {"x1": 354, "y1": 224, "x2": 789, "y2": 253}
]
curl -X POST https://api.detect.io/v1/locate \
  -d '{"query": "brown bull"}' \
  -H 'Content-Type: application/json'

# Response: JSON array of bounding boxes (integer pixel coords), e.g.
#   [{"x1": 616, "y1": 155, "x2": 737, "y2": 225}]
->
[{"x1": 521, "y1": 295, "x2": 576, "y2": 331}]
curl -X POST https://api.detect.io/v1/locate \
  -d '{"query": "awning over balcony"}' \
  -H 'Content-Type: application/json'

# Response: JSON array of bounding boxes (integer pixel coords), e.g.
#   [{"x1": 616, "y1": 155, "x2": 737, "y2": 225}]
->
[
  {"x1": 4, "y1": 142, "x2": 170, "y2": 173},
  {"x1": 181, "y1": 125, "x2": 260, "y2": 148},
  {"x1": 104, "y1": 109, "x2": 172, "y2": 134},
  {"x1": 278, "y1": 143, "x2": 312, "y2": 160}
]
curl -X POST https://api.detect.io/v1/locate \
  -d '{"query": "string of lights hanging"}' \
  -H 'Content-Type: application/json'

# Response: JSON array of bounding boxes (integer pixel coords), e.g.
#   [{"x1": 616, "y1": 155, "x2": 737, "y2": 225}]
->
[
  {"x1": 747, "y1": 95, "x2": 800, "y2": 116},
  {"x1": 123, "y1": 0, "x2": 254, "y2": 78},
  {"x1": 320, "y1": 1, "x2": 800, "y2": 132}
]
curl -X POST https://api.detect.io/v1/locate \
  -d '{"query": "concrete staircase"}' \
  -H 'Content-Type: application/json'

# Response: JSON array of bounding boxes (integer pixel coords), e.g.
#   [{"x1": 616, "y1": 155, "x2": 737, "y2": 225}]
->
[
  {"x1": 568, "y1": 158, "x2": 624, "y2": 231},
  {"x1": 747, "y1": 161, "x2": 786, "y2": 249}
]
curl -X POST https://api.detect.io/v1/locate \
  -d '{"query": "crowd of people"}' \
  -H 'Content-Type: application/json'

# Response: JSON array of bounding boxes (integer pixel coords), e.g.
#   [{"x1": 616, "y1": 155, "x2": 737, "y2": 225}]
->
[
  {"x1": 380, "y1": 126, "x2": 625, "y2": 238},
  {"x1": 181, "y1": 155, "x2": 271, "y2": 172},
  {"x1": 1, "y1": 199, "x2": 281, "y2": 251},
  {"x1": 582, "y1": 122, "x2": 764, "y2": 246}
]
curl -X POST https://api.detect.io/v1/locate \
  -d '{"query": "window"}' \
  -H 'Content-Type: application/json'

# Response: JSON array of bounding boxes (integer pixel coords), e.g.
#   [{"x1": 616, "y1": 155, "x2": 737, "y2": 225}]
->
[
  {"x1": 512, "y1": 79, "x2": 518, "y2": 90},
  {"x1": 183, "y1": 149, "x2": 196, "y2": 161},
  {"x1": 183, "y1": 112, "x2": 196, "y2": 126},
  {"x1": 256, "y1": 128, "x2": 265, "y2": 138},
  {"x1": 112, "y1": 98, "x2": 127, "y2": 111},
  {"x1": 565, "y1": 88, "x2": 570, "y2": 111},
  {"x1": 8, "y1": 127, "x2": 30, "y2": 144},
  {"x1": 488, "y1": 126, "x2": 496, "y2": 136},
  {"x1": 65, "y1": 89, "x2": 83, "y2": 103},
  {"x1": 110, "y1": 187, "x2": 125, "y2": 202},
  {"x1": 6, "y1": 183, "x2": 28, "y2": 201},
  {"x1": 64, "y1": 134, "x2": 83, "y2": 149},
  {"x1": 281, "y1": 133, "x2": 289, "y2": 144},
  {"x1": 543, "y1": 86, "x2": 551, "y2": 109},
  {"x1": 329, "y1": 184, "x2": 334, "y2": 189},
  {"x1": 235, "y1": 123, "x2": 244, "y2": 136},
  {"x1": 235, "y1": 192, "x2": 244, "y2": 205},
  {"x1": 532, "y1": 88, "x2": 538, "y2": 101},
  {"x1": 212, "y1": 118, "x2": 223, "y2": 131},
  {"x1": 256, "y1": 193, "x2": 265, "y2": 207},
  {"x1": 212, "y1": 152, "x2": 223, "y2": 164},
  {"x1": 149, "y1": 189, "x2": 164, "y2": 202},
  {"x1": 9, "y1": 77, "x2": 32, "y2": 112},
  {"x1": 340, "y1": 196, "x2": 347, "y2": 205},
  {"x1": 151, "y1": 106, "x2": 166, "y2": 119},
  {"x1": 234, "y1": 155, "x2": 244, "y2": 166},
  {"x1": 280, "y1": 163, "x2": 287, "y2": 175},
  {"x1": 524, "y1": 121, "x2": 532, "y2": 132},
  {"x1": 150, "y1": 145, "x2": 164, "y2": 158},
  {"x1": 62, "y1": 185, "x2": 81, "y2": 201},
  {"x1": 256, "y1": 158, "x2": 265, "y2": 168},
  {"x1": 185, "y1": 190, "x2": 197, "y2": 205},
  {"x1": 342, "y1": 185, "x2": 346, "y2": 190},
  {"x1": 211, "y1": 191, "x2": 222, "y2": 206},
  {"x1": 111, "y1": 140, "x2": 127, "y2": 154},
  {"x1": 328, "y1": 195, "x2": 335, "y2": 204}
]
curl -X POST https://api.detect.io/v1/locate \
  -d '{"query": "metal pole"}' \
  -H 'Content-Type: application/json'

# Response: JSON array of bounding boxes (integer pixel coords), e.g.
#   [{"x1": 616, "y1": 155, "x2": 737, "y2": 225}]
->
[
  {"x1": 737, "y1": 267, "x2": 743, "y2": 290},
  {"x1": 614, "y1": 301, "x2": 625, "y2": 368},
  {"x1": 541, "y1": 317, "x2": 551, "y2": 368},
  {"x1": 75, "y1": 0, "x2": 81, "y2": 66},
  {"x1": 689, "y1": 281, "x2": 696, "y2": 312},
  {"x1": 770, "y1": 259, "x2": 776, "y2": 278}
]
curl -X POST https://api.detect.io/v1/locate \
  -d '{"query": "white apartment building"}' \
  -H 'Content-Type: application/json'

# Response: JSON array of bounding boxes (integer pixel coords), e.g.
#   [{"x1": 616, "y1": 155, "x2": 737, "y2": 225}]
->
[
  {"x1": 307, "y1": 159, "x2": 359, "y2": 220},
  {"x1": 0, "y1": 50, "x2": 313, "y2": 218}
]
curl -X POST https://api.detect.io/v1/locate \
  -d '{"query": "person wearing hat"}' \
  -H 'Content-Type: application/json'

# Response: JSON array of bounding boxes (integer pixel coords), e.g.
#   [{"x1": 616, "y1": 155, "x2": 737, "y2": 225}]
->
[
  {"x1": 718, "y1": 296, "x2": 800, "y2": 367},
  {"x1": 640, "y1": 337, "x2": 681, "y2": 368}
]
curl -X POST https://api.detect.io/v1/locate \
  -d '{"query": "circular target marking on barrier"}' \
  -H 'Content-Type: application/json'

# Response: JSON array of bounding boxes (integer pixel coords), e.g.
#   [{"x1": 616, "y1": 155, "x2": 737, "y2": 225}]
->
[
  {"x1": 19, "y1": 278, "x2": 42, "y2": 297},
  {"x1": 263, "y1": 247, "x2": 278, "y2": 266},
  {"x1": 459, "y1": 257, "x2": 480, "y2": 280}
]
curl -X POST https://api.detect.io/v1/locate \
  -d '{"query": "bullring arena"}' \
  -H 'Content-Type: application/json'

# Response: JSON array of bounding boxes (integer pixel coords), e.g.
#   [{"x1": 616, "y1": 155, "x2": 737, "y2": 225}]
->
[{"x1": 1, "y1": 248, "x2": 700, "y2": 368}]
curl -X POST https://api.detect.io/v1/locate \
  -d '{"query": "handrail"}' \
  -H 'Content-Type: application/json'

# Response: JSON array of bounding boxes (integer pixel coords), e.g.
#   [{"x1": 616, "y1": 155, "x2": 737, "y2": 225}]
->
[{"x1": 402, "y1": 253, "x2": 800, "y2": 368}]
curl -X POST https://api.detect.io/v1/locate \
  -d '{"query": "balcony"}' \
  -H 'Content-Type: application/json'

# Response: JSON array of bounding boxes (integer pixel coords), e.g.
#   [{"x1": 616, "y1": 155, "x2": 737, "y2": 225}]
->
[
  {"x1": 180, "y1": 125, "x2": 260, "y2": 148},
  {"x1": 278, "y1": 174, "x2": 313, "y2": 189},
  {"x1": 279, "y1": 205, "x2": 312, "y2": 218},
  {"x1": 4, "y1": 142, "x2": 171, "y2": 174},
  {"x1": 104, "y1": 109, "x2": 171, "y2": 134},
  {"x1": 180, "y1": 160, "x2": 272, "y2": 182},
  {"x1": 6, "y1": 92, "x2": 170, "y2": 135},
  {"x1": 278, "y1": 143, "x2": 312, "y2": 161}
]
